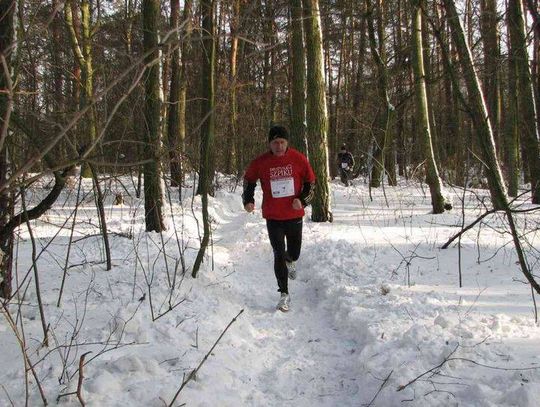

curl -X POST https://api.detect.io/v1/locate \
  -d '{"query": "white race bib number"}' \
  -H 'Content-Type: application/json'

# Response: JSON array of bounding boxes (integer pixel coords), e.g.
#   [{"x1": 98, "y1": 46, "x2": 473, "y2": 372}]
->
[{"x1": 271, "y1": 177, "x2": 295, "y2": 198}]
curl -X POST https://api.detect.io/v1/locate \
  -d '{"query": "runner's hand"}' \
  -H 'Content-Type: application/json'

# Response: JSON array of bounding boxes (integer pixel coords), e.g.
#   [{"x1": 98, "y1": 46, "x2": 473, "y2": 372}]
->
[
  {"x1": 244, "y1": 203, "x2": 255, "y2": 212},
  {"x1": 292, "y1": 199, "x2": 302, "y2": 210}
]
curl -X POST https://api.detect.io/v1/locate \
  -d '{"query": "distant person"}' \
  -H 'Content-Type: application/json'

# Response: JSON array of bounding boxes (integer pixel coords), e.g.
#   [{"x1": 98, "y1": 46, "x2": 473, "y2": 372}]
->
[
  {"x1": 242, "y1": 125, "x2": 316, "y2": 312},
  {"x1": 337, "y1": 144, "x2": 355, "y2": 186}
]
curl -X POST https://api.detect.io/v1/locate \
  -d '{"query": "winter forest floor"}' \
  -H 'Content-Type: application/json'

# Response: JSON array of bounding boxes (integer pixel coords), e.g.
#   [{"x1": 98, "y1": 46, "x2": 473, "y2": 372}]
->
[{"x1": 1, "y1": 175, "x2": 540, "y2": 406}]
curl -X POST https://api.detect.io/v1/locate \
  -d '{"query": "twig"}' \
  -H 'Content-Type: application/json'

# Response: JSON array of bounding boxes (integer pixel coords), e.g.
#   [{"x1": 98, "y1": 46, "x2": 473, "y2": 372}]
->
[
  {"x1": 365, "y1": 369, "x2": 393, "y2": 406},
  {"x1": 0, "y1": 303, "x2": 48, "y2": 405},
  {"x1": 397, "y1": 344, "x2": 459, "y2": 391},
  {"x1": 58, "y1": 172, "x2": 83, "y2": 307},
  {"x1": 57, "y1": 351, "x2": 92, "y2": 406},
  {"x1": 441, "y1": 208, "x2": 496, "y2": 249},
  {"x1": 1, "y1": 384, "x2": 15, "y2": 407},
  {"x1": 168, "y1": 309, "x2": 244, "y2": 406},
  {"x1": 397, "y1": 345, "x2": 540, "y2": 393}
]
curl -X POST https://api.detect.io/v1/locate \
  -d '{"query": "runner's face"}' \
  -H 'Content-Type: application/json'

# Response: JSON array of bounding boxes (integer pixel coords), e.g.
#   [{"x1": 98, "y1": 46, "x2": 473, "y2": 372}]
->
[{"x1": 270, "y1": 138, "x2": 288, "y2": 156}]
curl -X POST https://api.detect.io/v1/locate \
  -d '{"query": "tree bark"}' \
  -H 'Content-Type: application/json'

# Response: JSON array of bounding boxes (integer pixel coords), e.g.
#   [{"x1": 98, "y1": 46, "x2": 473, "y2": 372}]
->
[
  {"x1": 505, "y1": 7, "x2": 520, "y2": 197},
  {"x1": 289, "y1": 0, "x2": 307, "y2": 153},
  {"x1": 65, "y1": 0, "x2": 97, "y2": 178},
  {"x1": 366, "y1": 0, "x2": 392, "y2": 188},
  {"x1": 0, "y1": 0, "x2": 15, "y2": 299},
  {"x1": 411, "y1": 0, "x2": 448, "y2": 214},
  {"x1": 192, "y1": 0, "x2": 216, "y2": 277},
  {"x1": 442, "y1": 0, "x2": 507, "y2": 209},
  {"x1": 508, "y1": 0, "x2": 540, "y2": 203},
  {"x1": 479, "y1": 0, "x2": 501, "y2": 147},
  {"x1": 227, "y1": 0, "x2": 240, "y2": 173},
  {"x1": 167, "y1": 0, "x2": 182, "y2": 187},
  {"x1": 142, "y1": 0, "x2": 167, "y2": 232},
  {"x1": 303, "y1": 0, "x2": 332, "y2": 222}
]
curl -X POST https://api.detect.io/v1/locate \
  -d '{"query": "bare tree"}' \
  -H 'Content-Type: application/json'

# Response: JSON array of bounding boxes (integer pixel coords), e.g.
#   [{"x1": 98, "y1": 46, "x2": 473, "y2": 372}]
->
[
  {"x1": 193, "y1": 0, "x2": 216, "y2": 277},
  {"x1": 289, "y1": 0, "x2": 307, "y2": 153},
  {"x1": 0, "y1": 0, "x2": 16, "y2": 299},
  {"x1": 411, "y1": 0, "x2": 448, "y2": 214},
  {"x1": 142, "y1": 0, "x2": 167, "y2": 232},
  {"x1": 507, "y1": 0, "x2": 540, "y2": 203}
]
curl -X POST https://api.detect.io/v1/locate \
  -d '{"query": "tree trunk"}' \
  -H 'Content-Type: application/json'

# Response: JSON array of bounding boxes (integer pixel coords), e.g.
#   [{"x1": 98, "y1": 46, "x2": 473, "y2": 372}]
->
[
  {"x1": 65, "y1": 0, "x2": 97, "y2": 178},
  {"x1": 505, "y1": 7, "x2": 520, "y2": 197},
  {"x1": 167, "y1": 0, "x2": 182, "y2": 187},
  {"x1": 366, "y1": 0, "x2": 392, "y2": 188},
  {"x1": 302, "y1": 0, "x2": 332, "y2": 222},
  {"x1": 442, "y1": 0, "x2": 507, "y2": 209},
  {"x1": 0, "y1": 0, "x2": 15, "y2": 299},
  {"x1": 192, "y1": 0, "x2": 216, "y2": 277},
  {"x1": 226, "y1": 0, "x2": 240, "y2": 174},
  {"x1": 142, "y1": 0, "x2": 167, "y2": 232},
  {"x1": 263, "y1": 1, "x2": 277, "y2": 125},
  {"x1": 411, "y1": 0, "x2": 447, "y2": 213},
  {"x1": 178, "y1": 0, "x2": 192, "y2": 184},
  {"x1": 479, "y1": 0, "x2": 501, "y2": 148},
  {"x1": 289, "y1": 0, "x2": 307, "y2": 153},
  {"x1": 348, "y1": 11, "x2": 367, "y2": 172},
  {"x1": 508, "y1": 0, "x2": 540, "y2": 203}
]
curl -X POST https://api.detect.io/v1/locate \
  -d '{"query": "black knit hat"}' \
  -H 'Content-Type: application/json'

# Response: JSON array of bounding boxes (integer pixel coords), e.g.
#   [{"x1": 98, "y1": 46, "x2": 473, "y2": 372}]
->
[{"x1": 268, "y1": 125, "x2": 289, "y2": 142}]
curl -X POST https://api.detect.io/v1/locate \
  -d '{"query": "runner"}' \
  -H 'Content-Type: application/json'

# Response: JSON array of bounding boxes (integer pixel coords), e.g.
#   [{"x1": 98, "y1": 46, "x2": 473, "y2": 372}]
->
[
  {"x1": 337, "y1": 144, "x2": 355, "y2": 186},
  {"x1": 242, "y1": 125, "x2": 316, "y2": 312}
]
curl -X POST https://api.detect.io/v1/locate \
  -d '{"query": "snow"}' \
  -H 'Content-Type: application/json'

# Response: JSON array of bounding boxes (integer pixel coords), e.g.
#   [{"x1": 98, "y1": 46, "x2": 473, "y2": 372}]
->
[{"x1": 1, "y1": 175, "x2": 540, "y2": 406}]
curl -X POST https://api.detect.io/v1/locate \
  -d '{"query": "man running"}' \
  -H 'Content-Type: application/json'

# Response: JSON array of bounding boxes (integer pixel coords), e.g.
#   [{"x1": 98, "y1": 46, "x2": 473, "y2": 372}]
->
[
  {"x1": 242, "y1": 125, "x2": 316, "y2": 312},
  {"x1": 337, "y1": 144, "x2": 355, "y2": 186}
]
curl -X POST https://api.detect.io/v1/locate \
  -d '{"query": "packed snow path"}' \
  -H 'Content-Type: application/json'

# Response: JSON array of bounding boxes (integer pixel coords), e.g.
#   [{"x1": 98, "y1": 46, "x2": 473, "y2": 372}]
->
[{"x1": 193, "y1": 205, "x2": 366, "y2": 406}]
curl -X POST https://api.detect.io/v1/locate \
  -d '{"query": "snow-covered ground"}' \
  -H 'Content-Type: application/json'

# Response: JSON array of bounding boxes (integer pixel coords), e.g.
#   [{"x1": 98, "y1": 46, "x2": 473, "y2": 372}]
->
[{"x1": 1, "y1": 175, "x2": 540, "y2": 406}]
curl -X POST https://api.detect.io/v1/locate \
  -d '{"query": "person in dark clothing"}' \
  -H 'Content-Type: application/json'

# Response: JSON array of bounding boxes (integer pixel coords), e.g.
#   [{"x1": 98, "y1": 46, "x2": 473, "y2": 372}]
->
[
  {"x1": 337, "y1": 144, "x2": 355, "y2": 186},
  {"x1": 242, "y1": 125, "x2": 316, "y2": 312}
]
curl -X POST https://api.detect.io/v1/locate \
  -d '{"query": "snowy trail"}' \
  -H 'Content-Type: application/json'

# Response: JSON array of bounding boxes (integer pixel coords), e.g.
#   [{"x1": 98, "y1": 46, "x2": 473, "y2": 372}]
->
[{"x1": 193, "y1": 201, "x2": 364, "y2": 406}]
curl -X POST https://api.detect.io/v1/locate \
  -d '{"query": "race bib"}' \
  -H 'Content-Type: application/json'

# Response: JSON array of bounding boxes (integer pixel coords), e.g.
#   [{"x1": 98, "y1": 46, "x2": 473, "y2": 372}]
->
[
  {"x1": 341, "y1": 162, "x2": 349, "y2": 169},
  {"x1": 271, "y1": 177, "x2": 295, "y2": 198}
]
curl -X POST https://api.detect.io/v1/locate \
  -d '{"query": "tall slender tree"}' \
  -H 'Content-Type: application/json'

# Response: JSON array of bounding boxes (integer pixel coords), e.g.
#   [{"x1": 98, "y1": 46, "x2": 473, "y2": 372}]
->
[
  {"x1": 411, "y1": 0, "x2": 448, "y2": 214},
  {"x1": 142, "y1": 0, "x2": 167, "y2": 232},
  {"x1": 347, "y1": 9, "x2": 367, "y2": 169},
  {"x1": 442, "y1": 0, "x2": 507, "y2": 209},
  {"x1": 289, "y1": 0, "x2": 307, "y2": 153},
  {"x1": 167, "y1": 0, "x2": 182, "y2": 187},
  {"x1": 479, "y1": 0, "x2": 501, "y2": 146},
  {"x1": 366, "y1": 0, "x2": 392, "y2": 188},
  {"x1": 193, "y1": 0, "x2": 216, "y2": 277},
  {"x1": 508, "y1": 0, "x2": 540, "y2": 203},
  {"x1": 227, "y1": 0, "x2": 241, "y2": 174},
  {"x1": 0, "y1": 0, "x2": 15, "y2": 299},
  {"x1": 65, "y1": 0, "x2": 96, "y2": 177},
  {"x1": 302, "y1": 0, "x2": 331, "y2": 222},
  {"x1": 179, "y1": 0, "x2": 193, "y2": 181},
  {"x1": 505, "y1": 7, "x2": 520, "y2": 197}
]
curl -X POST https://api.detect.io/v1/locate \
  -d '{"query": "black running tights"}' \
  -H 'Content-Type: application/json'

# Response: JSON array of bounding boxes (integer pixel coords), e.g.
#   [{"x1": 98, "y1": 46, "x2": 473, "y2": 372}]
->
[{"x1": 266, "y1": 218, "x2": 303, "y2": 294}]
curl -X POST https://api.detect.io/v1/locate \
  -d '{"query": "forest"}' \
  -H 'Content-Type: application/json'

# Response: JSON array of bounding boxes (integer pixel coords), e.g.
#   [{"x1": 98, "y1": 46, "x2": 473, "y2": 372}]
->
[{"x1": 1, "y1": 0, "x2": 540, "y2": 405}]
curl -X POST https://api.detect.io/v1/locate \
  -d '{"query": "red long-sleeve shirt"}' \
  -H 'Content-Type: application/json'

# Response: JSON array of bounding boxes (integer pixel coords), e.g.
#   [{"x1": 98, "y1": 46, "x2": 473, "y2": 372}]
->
[{"x1": 243, "y1": 148, "x2": 316, "y2": 220}]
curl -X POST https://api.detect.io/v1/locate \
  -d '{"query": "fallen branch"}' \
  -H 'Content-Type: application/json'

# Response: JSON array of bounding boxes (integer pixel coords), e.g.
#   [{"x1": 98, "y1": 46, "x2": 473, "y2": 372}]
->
[
  {"x1": 441, "y1": 188, "x2": 537, "y2": 250},
  {"x1": 397, "y1": 344, "x2": 459, "y2": 392},
  {"x1": 168, "y1": 309, "x2": 244, "y2": 407},
  {"x1": 441, "y1": 209, "x2": 496, "y2": 249},
  {"x1": 397, "y1": 344, "x2": 540, "y2": 393}
]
